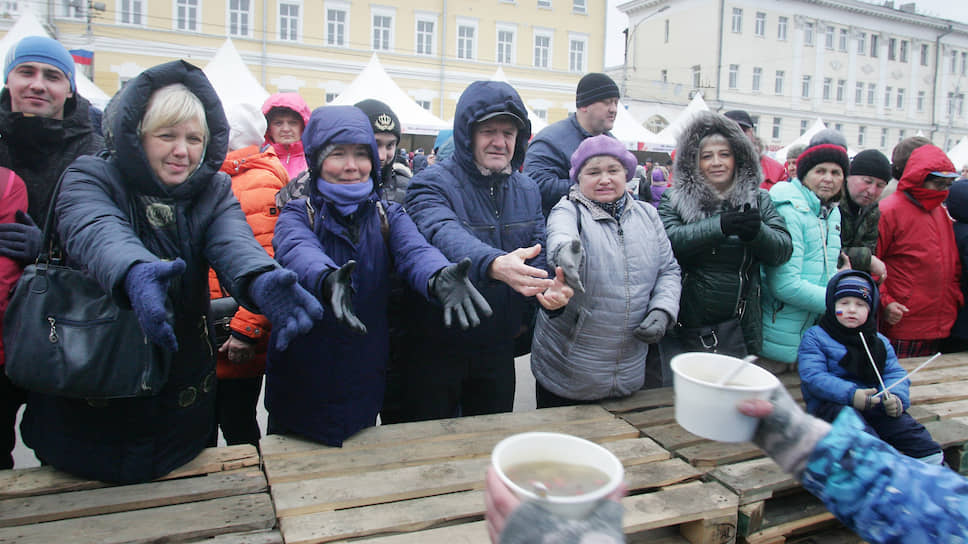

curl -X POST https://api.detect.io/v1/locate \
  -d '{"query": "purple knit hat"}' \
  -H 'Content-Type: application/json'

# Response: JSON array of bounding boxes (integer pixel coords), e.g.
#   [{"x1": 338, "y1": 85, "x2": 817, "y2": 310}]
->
[{"x1": 569, "y1": 135, "x2": 637, "y2": 182}]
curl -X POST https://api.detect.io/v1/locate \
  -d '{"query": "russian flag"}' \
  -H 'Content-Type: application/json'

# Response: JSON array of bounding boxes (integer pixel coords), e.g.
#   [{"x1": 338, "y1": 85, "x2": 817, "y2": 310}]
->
[{"x1": 69, "y1": 49, "x2": 93, "y2": 66}]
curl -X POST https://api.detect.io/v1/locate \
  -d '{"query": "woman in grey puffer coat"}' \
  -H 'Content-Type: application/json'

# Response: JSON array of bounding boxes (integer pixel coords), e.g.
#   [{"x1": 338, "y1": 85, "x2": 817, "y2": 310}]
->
[{"x1": 531, "y1": 135, "x2": 681, "y2": 407}]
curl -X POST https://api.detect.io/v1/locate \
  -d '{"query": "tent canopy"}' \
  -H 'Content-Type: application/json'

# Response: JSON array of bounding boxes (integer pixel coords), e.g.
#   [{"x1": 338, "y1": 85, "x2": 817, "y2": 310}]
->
[
  {"x1": 612, "y1": 102, "x2": 675, "y2": 152},
  {"x1": 656, "y1": 92, "x2": 709, "y2": 144},
  {"x1": 489, "y1": 66, "x2": 547, "y2": 134},
  {"x1": 949, "y1": 137, "x2": 968, "y2": 171},
  {"x1": 330, "y1": 54, "x2": 449, "y2": 135},
  {"x1": 774, "y1": 118, "x2": 827, "y2": 163},
  {"x1": 0, "y1": 9, "x2": 111, "y2": 109},
  {"x1": 203, "y1": 39, "x2": 269, "y2": 108}
]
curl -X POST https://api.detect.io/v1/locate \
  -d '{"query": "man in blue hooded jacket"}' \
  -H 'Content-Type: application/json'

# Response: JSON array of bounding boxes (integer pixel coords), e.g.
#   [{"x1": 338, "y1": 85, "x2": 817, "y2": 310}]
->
[{"x1": 404, "y1": 81, "x2": 572, "y2": 421}]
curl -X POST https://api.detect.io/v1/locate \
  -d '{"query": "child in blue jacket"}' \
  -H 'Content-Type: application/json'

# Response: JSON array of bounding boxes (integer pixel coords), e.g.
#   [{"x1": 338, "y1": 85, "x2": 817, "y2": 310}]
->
[{"x1": 798, "y1": 269, "x2": 942, "y2": 464}]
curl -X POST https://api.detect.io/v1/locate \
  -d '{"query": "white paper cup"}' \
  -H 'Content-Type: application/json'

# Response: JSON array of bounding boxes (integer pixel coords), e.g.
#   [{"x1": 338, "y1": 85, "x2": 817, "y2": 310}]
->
[
  {"x1": 671, "y1": 352, "x2": 780, "y2": 442},
  {"x1": 491, "y1": 431, "x2": 624, "y2": 519}
]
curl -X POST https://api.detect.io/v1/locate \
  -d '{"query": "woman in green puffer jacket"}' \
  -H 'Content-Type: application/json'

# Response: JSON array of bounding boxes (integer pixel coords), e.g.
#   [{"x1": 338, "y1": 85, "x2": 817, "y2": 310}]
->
[{"x1": 658, "y1": 112, "x2": 792, "y2": 382}]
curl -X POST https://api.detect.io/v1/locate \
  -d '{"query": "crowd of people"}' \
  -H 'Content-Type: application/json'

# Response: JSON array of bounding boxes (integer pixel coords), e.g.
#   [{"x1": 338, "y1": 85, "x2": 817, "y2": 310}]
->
[{"x1": 1, "y1": 36, "x2": 967, "y2": 541}]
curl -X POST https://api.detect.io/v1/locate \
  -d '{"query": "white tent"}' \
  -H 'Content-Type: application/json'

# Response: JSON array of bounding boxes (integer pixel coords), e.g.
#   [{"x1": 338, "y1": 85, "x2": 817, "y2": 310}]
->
[
  {"x1": 203, "y1": 39, "x2": 269, "y2": 108},
  {"x1": 330, "y1": 54, "x2": 449, "y2": 135},
  {"x1": 774, "y1": 118, "x2": 827, "y2": 163},
  {"x1": 0, "y1": 9, "x2": 111, "y2": 109},
  {"x1": 949, "y1": 137, "x2": 968, "y2": 171},
  {"x1": 489, "y1": 66, "x2": 546, "y2": 134},
  {"x1": 656, "y1": 92, "x2": 709, "y2": 144},
  {"x1": 612, "y1": 102, "x2": 675, "y2": 152}
]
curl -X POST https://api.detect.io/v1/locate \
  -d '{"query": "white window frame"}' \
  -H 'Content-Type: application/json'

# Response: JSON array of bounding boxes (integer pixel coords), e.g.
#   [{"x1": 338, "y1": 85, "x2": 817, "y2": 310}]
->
[
  {"x1": 800, "y1": 119, "x2": 809, "y2": 135},
  {"x1": 857, "y1": 32, "x2": 866, "y2": 55},
  {"x1": 823, "y1": 77, "x2": 831, "y2": 100},
  {"x1": 777, "y1": 16, "x2": 787, "y2": 41},
  {"x1": 572, "y1": 0, "x2": 585, "y2": 14},
  {"x1": 227, "y1": 0, "x2": 251, "y2": 37},
  {"x1": 414, "y1": 12, "x2": 437, "y2": 56},
  {"x1": 855, "y1": 82, "x2": 864, "y2": 104},
  {"x1": 754, "y1": 12, "x2": 765, "y2": 37},
  {"x1": 774, "y1": 70, "x2": 784, "y2": 95},
  {"x1": 921, "y1": 43, "x2": 930, "y2": 66},
  {"x1": 825, "y1": 25, "x2": 834, "y2": 50},
  {"x1": 803, "y1": 22, "x2": 814, "y2": 46},
  {"x1": 917, "y1": 90, "x2": 926, "y2": 112},
  {"x1": 867, "y1": 83, "x2": 876, "y2": 106},
  {"x1": 456, "y1": 17, "x2": 478, "y2": 60},
  {"x1": 371, "y1": 7, "x2": 395, "y2": 52},
  {"x1": 568, "y1": 33, "x2": 588, "y2": 73},
  {"x1": 858, "y1": 126, "x2": 866, "y2": 146},
  {"x1": 533, "y1": 28, "x2": 553, "y2": 69},
  {"x1": 900, "y1": 40, "x2": 909, "y2": 63},
  {"x1": 731, "y1": 7, "x2": 742, "y2": 34},
  {"x1": 728, "y1": 64, "x2": 739, "y2": 89},
  {"x1": 325, "y1": 1, "x2": 350, "y2": 47},
  {"x1": 880, "y1": 127, "x2": 889, "y2": 147},
  {"x1": 692, "y1": 65, "x2": 702, "y2": 89},
  {"x1": 537, "y1": 0, "x2": 551, "y2": 8},
  {"x1": 839, "y1": 28, "x2": 848, "y2": 51},
  {"x1": 888, "y1": 37, "x2": 897, "y2": 60},
  {"x1": 174, "y1": 0, "x2": 199, "y2": 32},
  {"x1": 896, "y1": 88, "x2": 905, "y2": 109},
  {"x1": 60, "y1": 0, "x2": 84, "y2": 19},
  {"x1": 836, "y1": 79, "x2": 846, "y2": 102},
  {"x1": 870, "y1": 33, "x2": 879, "y2": 57},
  {"x1": 752, "y1": 66, "x2": 762, "y2": 92},
  {"x1": 801, "y1": 75, "x2": 811, "y2": 98},
  {"x1": 496, "y1": 24, "x2": 516, "y2": 65},
  {"x1": 884, "y1": 86, "x2": 891, "y2": 108},
  {"x1": 277, "y1": 0, "x2": 302, "y2": 42},
  {"x1": 118, "y1": 0, "x2": 144, "y2": 25},
  {"x1": 772, "y1": 117, "x2": 781, "y2": 140}
]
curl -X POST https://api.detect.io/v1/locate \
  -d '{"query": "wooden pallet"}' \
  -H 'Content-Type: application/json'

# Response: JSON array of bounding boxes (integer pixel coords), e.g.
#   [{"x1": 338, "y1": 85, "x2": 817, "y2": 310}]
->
[
  {"x1": 264, "y1": 405, "x2": 737, "y2": 544},
  {"x1": 0, "y1": 445, "x2": 279, "y2": 544}
]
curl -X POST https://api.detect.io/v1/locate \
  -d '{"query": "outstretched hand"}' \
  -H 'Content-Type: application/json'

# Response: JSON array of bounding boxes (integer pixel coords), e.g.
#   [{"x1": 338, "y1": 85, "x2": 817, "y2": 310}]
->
[
  {"x1": 0, "y1": 210, "x2": 42, "y2": 262},
  {"x1": 322, "y1": 260, "x2": 367, "y2": 335},
  {"x1": 430, "y1": 258, "x2": 494, "y2": 329},
  {"x1": 488, "y1": 244, "x2": 555, "y2": 297},
  {"x1": 554, "y1": 239, "x2": 585, "y2": 294},
  {"x1": 536, "y1": 266, "x2": 573, "y2": 311},
  {"x1": 249, "y1": 268, "x2": 324, "y2": 351},
  {"x1": 125, "y1": 258, "x2": 186, "y2": 352}
]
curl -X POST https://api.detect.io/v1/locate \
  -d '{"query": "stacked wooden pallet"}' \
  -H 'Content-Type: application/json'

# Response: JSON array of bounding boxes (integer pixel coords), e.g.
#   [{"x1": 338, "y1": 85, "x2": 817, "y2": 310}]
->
[
  {"x1": 261, "y1": 405, "x2": 738, "y2": 544},
  {"x1": 0, "y1": 444, "x2": 278, "y2": 543},
  {"x1": 603, "y1": 352, "x2": 968, "y2": 543}
]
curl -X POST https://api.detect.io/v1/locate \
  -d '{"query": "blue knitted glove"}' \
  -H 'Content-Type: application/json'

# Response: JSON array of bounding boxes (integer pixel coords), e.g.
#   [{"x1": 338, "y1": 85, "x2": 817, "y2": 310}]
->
[
  {"x1": 0, "y1": 210, "x2": 42, "y2": 262},
  {"x1": 125, "y1": 258, "x2": 185, "y2": 352},
  {"x1": 249, "y1": 268, "x2": 324, "y2": 351}
]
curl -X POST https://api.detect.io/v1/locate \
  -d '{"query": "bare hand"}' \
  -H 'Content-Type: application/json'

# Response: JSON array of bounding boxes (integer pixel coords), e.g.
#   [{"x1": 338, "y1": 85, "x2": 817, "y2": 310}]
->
[
  {"x1": 869, "y1": 256, "x2": 887, "y2": 283},
  {"x1": 536, "y1": 267, "x2": 574, "y2": 310},
  {"x1": 488, "y1": 244, "x2": 554, "y2": 297},
  {"x1": 219, "y1": 335, "x2": 255, "y2": 364},
  {"x1": 884, "y1": 301, "x2": 909, "y2": 325}
]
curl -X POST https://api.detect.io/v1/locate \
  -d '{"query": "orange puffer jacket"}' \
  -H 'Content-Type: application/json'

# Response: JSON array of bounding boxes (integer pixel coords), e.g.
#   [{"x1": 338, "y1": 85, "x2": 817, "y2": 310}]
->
[{"x1": 208, "y1": 145, "x2": 289, "y2": 379}]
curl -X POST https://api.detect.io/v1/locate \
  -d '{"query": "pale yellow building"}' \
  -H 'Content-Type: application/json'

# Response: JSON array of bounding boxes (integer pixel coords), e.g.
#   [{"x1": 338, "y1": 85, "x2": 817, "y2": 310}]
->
[{"x1": 8, "y1": 0, "x2": 607, "y2": 128}]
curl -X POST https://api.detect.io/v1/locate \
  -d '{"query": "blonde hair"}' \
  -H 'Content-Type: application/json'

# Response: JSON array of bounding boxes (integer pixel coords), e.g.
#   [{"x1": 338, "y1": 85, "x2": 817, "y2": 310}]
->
[{"x1": 139, "y1": 83, "x2": 209, "y2": 144}]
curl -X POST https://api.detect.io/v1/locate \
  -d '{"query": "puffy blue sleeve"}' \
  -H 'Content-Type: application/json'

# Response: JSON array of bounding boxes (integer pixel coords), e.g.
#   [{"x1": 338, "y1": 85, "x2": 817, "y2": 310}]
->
[
  {"x1": 797, "y1": 327, "x2": 857, "y2": 407},
  {"x1": 384, "y1": 201, "x2": 450, "y2": 299},
  {"x1": 272, "y1": 198, "x2": 337, "y2": 296}
]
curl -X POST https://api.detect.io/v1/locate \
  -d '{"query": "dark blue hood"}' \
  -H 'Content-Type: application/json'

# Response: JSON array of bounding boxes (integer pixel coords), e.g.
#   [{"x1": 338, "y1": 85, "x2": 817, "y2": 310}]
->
[
  {"x1": 947, "y1": 179, "x2": 968, "y2": 223},
  {"x1": 301, "y1": 105, "x2": 381, "y2": 188},
  {"x1": 451, "y1": 81, "x2": 531, "y2": 176},
  {"x1": 824, "y1": 269, "x2": 879, "y2": 324}
]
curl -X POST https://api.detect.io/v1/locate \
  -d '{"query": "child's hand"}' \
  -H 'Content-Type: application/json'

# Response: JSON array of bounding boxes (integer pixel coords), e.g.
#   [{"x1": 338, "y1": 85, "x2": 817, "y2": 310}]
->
[
  {"x1": 883, "y1": 392, "x2": 903, "y2": 418},
  {"x1": 852, "y1": 388, "x2": 880, "y2": 411}
]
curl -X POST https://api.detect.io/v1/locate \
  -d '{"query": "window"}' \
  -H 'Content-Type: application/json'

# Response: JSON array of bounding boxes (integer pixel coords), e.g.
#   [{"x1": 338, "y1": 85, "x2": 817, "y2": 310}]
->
[
  {"x1": 855, "y1": 82, "x2": 864, "y2": 104},
  {"x1": 572, "y1": 0, "x2": 585, "y2": 14},
  {"x1": 921, "y1": 43, "x2": 930, "y2": 66},
  {"x1": 496, "y1": 28, "x2": 514, "y2": 64},
  {"x1": 896, "y1": 88, "x2": 905, "y2": 109},
  {"x1": 534, "y1": 32, "x2": 551, "y2": 68},
  {"x1": 836, "y1": 79, "x2": 846, "y2": 102},
  {"x1": 569, "y1": 36, "x2": 587, "y2": 73},
  {"x1": 959, "y1": 93, "x2": 965, "y2": 116},
  {"x1": 120, "y1": 0, "x2": 143, "y2": 24},
  {"x1": 229, "y1": 0, "x2": 250, "y2": 36},
  {"x1": 664, "y1": 19, "x2": 670, "y2": 43},
  {"x1": 917, "y1": 90, "x2": 926, "y2": 112},
  {"x1": 457, "y1": 23, "x2": 476, "y2": 60},
  {"x1": 825, "y1": 25, "x2": 834, "y2": 50},
  {"x1": 692, "y1": 65, "x2": 702, "y2": 88},
  {"x1": 755, "y1": 12, "x2": 765, "y2": 37},
  {"x1": 804, "y1": 22, "x2": 814, "y2": 46},
  {"x1": 801, "y1": 75, "x2": 811, "y2": 98},
  {"x1": 962, "y1": 52, "x2": 967, "y2": 75},
  {"x1": 774, "y1": 70, "x2": 784, "y2": 95},
  {"x1": 326, "y1": 7, "x2": 347, "y2": 47},
  {"x1": 881, "y1": 127, "x2": 889, "y2": 147},
  {"x1": 416, "y1": 19, "x2": 434, "y2": 55},
  {"x1": 176, "y1": 0, "x2": 198, "y2": 31},
  {"x1": 867, "y1": 83, "x2": 876, "y2": 105},
  {"x1": 62, "y1": 0, "x2": 84, "y2": 18},
  {"x1": 533, "y1": 108, "x2": 547, "y2": 121},
  {"x1": 839, "y1": 28, "x2": 848, "y2": 52},
  {"x1": 728, "y1": 64, "x2": 739, "y2": 89},
  {"x1": 884, "y1": 86, "x2": 891, "y2": 107},
  {"x1": 835, "y1": 123, "x2": 844, "y2": 133},
  {"x1": 947, "y1": 93, "x2": 955, "y2": 115},
  {"x1": 731, "y1": 8, "x2": 742, "y2": 33},
  {"x1": 777, "y1": 16, "x2": 787, "y2": 41},
  {"x1": 900, "y1": 40, "x2": 909, "y2": 62},
  {"x1": 325, "y1": 92, "x2": 338, "y2": 103},
  {"x1": 870, "y1": 34, "x2": 878, "y2": 57},
  {"x1": 372, "y1": 13, "x2": 393, "y2": 51},
  {"x1": 952, "y1": 50, "x2": 959, "y2": 74},
  {"x1": 537, "y1": 0, "x2": 551, "y2": 7},
  {"x1": 858, "y1": 126, "x2": 866, "y2": 146},
  {"x1": 800, "y1": 119, "x2": 809, "y2": 135},
  {"x1": 772, "y1": 117, "x2": 781, "y2": 139},
  {"x1": 857, "y1": 32, "x2": 866, "y2": 55},
  {"x1": 898, "y1": 129, "x2": 906, "y2": 142},
  {"x1": 888, "y1": 38, "x2": 896, "y2": 60},
  {"x1": 823, "y1": 77, "x2": 831, "y2": 100},
  {"x1": 752, "y1": 67, "x2": 762, "y2": 91},
  {"x1": 416, "y1": 100, "x2": 431, "y2": 111},
  {"x1": 278, "y1": 2, "x2": 299, "y2": 41},
  {"x1": 661, "y1": 69, "x2": 668, "y2": 83}
]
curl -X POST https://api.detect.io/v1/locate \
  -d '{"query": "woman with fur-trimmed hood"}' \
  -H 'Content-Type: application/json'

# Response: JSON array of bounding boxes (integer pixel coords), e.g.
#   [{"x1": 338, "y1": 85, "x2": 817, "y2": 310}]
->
[{"x1": 657, "y1": 112, "x2": 792, "y2": 371}]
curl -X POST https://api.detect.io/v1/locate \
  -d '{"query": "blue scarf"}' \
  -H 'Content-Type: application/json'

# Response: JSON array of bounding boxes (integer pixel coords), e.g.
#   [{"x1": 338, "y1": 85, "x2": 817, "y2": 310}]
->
[{"x1": 315, "y1": 178, "x2": 374, "y2": 216}]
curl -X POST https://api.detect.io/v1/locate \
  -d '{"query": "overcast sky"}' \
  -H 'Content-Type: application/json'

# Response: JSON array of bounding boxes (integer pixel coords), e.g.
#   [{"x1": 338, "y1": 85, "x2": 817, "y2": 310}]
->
[{"x1": 605, "y1": 0, "x2": 968, "y2": 67}]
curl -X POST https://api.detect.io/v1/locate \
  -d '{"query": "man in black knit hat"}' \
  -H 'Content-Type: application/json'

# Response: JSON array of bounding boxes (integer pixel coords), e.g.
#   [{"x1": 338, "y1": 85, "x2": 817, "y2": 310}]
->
[
  {"x1": 840, "y1": 149, "x2": 891, "y2": 279},
  {"x1": 524, "y1": 72, "x2": 620, "y2": 216},
  {"x1": 355, "y1": 98, "x2": 410, "y2": 204}
]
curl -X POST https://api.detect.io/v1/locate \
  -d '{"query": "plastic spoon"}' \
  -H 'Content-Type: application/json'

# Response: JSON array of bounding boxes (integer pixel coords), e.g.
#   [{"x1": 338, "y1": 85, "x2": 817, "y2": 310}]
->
[{"x1": 716, "y1": 355, "x2": 758, "y2": 387}]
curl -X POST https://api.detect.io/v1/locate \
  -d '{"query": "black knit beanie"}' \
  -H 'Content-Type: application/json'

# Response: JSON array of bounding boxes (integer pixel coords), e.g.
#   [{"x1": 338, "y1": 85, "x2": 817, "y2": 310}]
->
[
  {"x1": 797, "y1": 143, "x2": 850, "y2": 182},
  {"x1": 576, "y1": 73, "x2": 620, "y2": 108},
  {"x1": 354, "y1": 99, "x2": 401, "y2": 142},
  {"x1": 850, "y1": 149, "x2": 892, "y2": 181}
]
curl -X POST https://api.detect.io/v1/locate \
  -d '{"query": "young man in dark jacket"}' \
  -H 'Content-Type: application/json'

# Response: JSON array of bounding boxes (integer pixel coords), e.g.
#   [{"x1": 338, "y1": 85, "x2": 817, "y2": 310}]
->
[
  {"x1": 840, "y1": 149, "x2": 891, "y2": 279},
  {"x1": 404, "y1": 81, "x2": 572, "y2": 421},
  {"x1": 0, "y1": 36, "x2": 103, "y2": 469}
]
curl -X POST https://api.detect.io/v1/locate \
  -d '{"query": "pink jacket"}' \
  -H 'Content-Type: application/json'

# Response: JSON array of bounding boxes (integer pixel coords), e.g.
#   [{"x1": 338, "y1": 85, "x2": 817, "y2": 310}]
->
[
  {"x1": 262, "y1": 92, "x2": 311, "y2": 180},
  {"x1": 0, "y1": 168, "x2": 27, "y2": 367}
]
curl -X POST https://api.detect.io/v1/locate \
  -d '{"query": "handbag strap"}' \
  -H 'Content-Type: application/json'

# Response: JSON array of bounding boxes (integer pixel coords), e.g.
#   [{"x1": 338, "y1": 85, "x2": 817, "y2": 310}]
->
[{"x1": 34, "y1": 173, "x2": 69, "y2": 265}]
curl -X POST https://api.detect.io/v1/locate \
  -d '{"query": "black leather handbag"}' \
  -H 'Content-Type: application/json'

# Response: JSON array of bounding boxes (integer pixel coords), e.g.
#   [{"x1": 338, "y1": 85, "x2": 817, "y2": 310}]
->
[
  {"x1": 209, "y1": 296, "x2": 239, "y2": 347},
  {"x1": 3, "y1": 181, "x2": 171, "y2": 399}
]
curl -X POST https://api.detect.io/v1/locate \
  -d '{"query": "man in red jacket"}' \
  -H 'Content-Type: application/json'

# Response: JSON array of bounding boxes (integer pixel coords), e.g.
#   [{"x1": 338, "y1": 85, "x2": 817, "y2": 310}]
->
[
  {"x1": 877, "y1": 145, "x2": 963, "y2": 357},
  {"x1": 724, "y1": 110, "x2": 788, "y2": 190}
]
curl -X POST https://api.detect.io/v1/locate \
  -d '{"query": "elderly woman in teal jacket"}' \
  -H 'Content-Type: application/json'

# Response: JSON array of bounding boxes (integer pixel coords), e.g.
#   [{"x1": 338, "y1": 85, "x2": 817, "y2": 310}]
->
[{"x1": 759, "y1": 143, "x2": 849, "y2": 367}]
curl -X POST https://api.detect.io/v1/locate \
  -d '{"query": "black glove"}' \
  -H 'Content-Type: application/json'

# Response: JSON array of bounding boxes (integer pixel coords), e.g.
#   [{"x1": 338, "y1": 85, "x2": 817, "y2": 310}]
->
[
  {"x1": 553, "y1": 239, "x2": 585, "y2": 294},
  {"x1": 0, "y1": 210, "x2": 42, "y2": 262},
  {"x1": 633, "y1": 309, "x2": 671, "y2": 344},
  {"x1": 430, "y1": 258, "x2": 494, "y2": 330},
  {"x1": 321, "y1": 260, "x2": 367, "y2": 335},
  {"x1": 722, "y1": 203, "x2": 760, "y2": 242}
]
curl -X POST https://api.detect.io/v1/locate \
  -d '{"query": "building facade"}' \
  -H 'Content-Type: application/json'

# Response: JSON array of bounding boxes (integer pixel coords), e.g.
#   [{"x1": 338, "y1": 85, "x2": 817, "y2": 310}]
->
[
  {"x1": 4, "y1": 0, "x2": 606, "y2": 125},
  {"x1": 616, "y1": 0, "x2": 968, "y2": 156}
]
